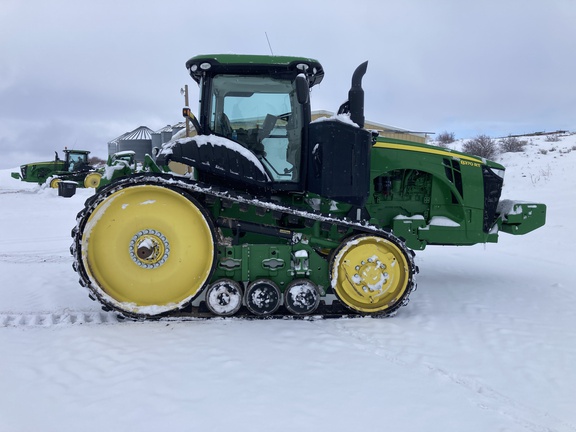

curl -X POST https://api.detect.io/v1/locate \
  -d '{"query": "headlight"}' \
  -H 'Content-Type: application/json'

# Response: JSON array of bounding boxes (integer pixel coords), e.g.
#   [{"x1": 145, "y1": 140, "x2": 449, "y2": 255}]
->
[{"x1": 490, "y1": 167, "x2": 505, "y2": 180}]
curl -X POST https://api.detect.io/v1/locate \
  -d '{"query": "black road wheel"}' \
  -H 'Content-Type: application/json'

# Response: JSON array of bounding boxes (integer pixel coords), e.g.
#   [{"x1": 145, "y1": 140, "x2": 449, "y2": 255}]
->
[
  {"x1": 284, "y1": 279, "x2": 320, "y2": 315},
  {"x1": 245, "y1": 279, "x2": 281, "y2": 316},
  {"x1": 205, "y1": 279, "x2": 243, "y2": 317}
]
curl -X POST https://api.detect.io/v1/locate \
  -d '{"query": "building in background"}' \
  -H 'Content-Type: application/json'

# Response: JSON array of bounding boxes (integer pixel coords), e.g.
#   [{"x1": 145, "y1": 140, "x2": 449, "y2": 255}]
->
[
  {"x1": 311, "y1": 111, "x2": 427, "y2": 144},
  {"x1": 109, "y1": 124, "x2": 188, "y2": 162}
]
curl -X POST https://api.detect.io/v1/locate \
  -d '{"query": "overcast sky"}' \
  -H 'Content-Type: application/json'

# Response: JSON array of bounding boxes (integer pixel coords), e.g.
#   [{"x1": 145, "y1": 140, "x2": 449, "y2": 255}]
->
[{"x1": 2, "y1": 0, "x2": 576, "y2": 169}]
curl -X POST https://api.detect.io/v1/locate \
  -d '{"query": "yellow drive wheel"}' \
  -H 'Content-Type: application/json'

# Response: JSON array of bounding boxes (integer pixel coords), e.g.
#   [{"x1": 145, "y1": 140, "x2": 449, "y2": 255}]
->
[
  {"x1": 83, "y1": 172, "x2": 102, "y2": 188},
  {"x1": 49, "y1": 177, "x2": 61, "y2": 188},
  {"x1": 331, "y1": 235, "x2": 412, "y2": 314},
  {"x1": 81, "y1": 184, "x2": 215, "y2": 316}
]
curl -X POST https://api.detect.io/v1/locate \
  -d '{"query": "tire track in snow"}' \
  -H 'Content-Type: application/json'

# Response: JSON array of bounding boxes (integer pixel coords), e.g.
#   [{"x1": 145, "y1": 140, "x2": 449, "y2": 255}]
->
[
  {"x1": 0, "y1": 311, "x2": 120, "y2": 327},
  {"x1": 0, "y1": 253, "x2": 71, "y2": 264},
  {"x1": 0, "y1": 236, "x2": 68, "y2": 245},
  {"x1": 328, "y1": 321, "x2": 576, "y2": 432},
  {"x1": 0, "y1": 190, "x2": 39, "y2": 195}
]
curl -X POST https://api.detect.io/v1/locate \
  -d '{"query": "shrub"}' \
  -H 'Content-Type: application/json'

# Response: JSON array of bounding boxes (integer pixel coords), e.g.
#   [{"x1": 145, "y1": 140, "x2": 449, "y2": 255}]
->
[
  {"x1": 499, "y1": 136, "x2": 527, "y2": 153},
  {"x1": 436, "y1": 131, "x2": 456, "y2": 147},
  {"x1": 545, "y1": 134, "x2": 561, "y2": 142},
  {"x1": 89, "y1": 156, "x2": 106, "y2": 167},
  {"x1": 462, "y1": 134, "x2": 498, "y2": 159}
]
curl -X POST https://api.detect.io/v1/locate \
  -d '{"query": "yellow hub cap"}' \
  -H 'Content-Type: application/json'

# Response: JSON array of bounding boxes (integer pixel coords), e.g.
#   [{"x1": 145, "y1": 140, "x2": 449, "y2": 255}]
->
[
  {"x1": 129, "y1": 230, "x2": 169, "y2": 269},
  {"x1": 82, "y1": 184, "x2": 215, "y2": 314},
  {"x1": 84, "y1": 172, "x2": 102, "y2": 188},
  {"x1": 331, "y1": 235, "x2": 410, "y2": 313},
  {"x1": 50, "y1": 178, "x2": 61, "y2": 188}
]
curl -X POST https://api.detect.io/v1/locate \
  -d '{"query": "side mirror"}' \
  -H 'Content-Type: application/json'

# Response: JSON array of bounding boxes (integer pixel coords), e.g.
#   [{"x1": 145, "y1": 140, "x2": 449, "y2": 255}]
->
[{"x1": 295, "y1": 75, "x2": 309, "y2": 104}]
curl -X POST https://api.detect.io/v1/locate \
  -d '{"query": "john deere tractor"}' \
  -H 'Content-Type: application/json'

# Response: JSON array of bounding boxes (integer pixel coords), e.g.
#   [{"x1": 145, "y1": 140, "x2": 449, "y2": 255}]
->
[
  {"x1": 70, "y1": 54, "x2": 546, "y2": 320},
  {"x1": 12, "y1": 149, "x2": 102, "y2": 188}
]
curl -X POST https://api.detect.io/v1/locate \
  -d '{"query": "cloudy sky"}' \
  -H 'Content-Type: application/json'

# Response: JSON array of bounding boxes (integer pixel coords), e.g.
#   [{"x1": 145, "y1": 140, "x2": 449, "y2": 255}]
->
[{"x1": 2, "y1": 0, "x2": 575, "y2": 169}]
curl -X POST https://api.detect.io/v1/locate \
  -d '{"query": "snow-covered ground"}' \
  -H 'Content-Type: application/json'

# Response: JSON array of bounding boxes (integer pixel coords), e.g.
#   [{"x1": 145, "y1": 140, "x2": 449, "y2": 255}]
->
[{"x1": 1, "y1": 135, "x2": 575, "y2": 432}]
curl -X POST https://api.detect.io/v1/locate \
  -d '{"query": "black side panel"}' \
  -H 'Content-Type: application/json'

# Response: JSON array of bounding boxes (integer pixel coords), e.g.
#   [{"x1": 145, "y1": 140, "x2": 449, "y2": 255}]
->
[
  {"x1": 482, "y1": 166, "x2": 504, "y2": 232},
  {"x1": 306, "y1": 120, "x2": 371, "y2": 207},
  {"x1": 157, "y1": 138, "x2": 269, "y2": 189}
]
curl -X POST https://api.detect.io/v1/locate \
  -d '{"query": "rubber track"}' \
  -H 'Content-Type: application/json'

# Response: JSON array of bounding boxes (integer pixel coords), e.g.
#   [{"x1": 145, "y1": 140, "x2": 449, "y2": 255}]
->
[
  {"x1": 70, "y1": 173, "x2": 418, "y2": 321},
  {"x1": 0, "y1": 308, "x2": 395, "y2": 328}
]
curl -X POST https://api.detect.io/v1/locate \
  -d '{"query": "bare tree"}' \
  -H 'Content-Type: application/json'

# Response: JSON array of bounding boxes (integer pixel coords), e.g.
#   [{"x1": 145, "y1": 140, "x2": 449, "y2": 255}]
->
[
  {"x1": 436, "y1": 131, "x2": 456, "y2": 147},
  {"x1": 499, "y1": 136, "x2": 527, "y2": 153},
  {"x1": 89, "y1": 156, "x2": 106, "y2": 167},
  {"x1": 463, "y1": 135, "x2": 498, "y2": 159}
]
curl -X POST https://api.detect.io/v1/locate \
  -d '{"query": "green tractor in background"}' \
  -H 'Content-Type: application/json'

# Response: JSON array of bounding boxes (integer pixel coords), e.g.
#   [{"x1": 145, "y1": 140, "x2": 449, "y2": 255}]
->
[
  {"x1": 97, "y1": 150, "x2": 169, "y2": 190},
  {"x1": 11, "y1": 149, "x2": 102, "y2": 189},
  {"x1": 70, "y1": 54, "x2": 547, "y2": 320}
]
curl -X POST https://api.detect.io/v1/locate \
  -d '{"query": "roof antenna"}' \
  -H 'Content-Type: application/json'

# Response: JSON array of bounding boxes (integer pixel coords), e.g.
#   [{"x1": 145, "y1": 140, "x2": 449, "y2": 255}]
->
[{"x1": 265, "y1": 32, "x2": 274, "y2": 55}]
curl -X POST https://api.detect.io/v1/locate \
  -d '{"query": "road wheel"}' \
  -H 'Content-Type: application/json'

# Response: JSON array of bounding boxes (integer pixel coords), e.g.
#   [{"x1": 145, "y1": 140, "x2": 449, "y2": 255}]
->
[
  {"x1": 330, "y1": 234, "x2": 414, "y2": 315},
  {"x1": 245, "y1": 279, "x2": 281, "y2": 316},
  {"x1": 284, "y1": 279, "x2": 320, "y2": 315},
  {"x1": 205, "y1": 279, "x2": 243, "y2": 316},
  {"x1": 79, "y1": 183, "x2": 216, "y2": 317}
]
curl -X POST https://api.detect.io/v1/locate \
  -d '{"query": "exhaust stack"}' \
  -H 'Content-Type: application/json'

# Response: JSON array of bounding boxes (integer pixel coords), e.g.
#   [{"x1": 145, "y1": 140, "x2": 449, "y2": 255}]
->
[{"x1": 348, "y1": 61, "x2": 368, "y2": 128}]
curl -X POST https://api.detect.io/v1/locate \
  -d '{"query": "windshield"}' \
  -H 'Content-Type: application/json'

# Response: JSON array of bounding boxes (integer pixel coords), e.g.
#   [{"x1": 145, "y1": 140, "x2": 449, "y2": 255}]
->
[
  {"x1": 67, "y1": 153, "x2": 87, "y2": 172},
  {"x1": 209, "y1": 75, "x2": 303, "y2": 182}
]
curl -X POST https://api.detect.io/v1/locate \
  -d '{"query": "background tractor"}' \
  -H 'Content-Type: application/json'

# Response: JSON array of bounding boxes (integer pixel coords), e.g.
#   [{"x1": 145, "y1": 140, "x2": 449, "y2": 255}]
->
[
  {"x1": 12, "y1": 149, "x2": 102, "y2": 188},
  {"x1": 71, "y1": 54, "x2": 546, "y2": 320}
]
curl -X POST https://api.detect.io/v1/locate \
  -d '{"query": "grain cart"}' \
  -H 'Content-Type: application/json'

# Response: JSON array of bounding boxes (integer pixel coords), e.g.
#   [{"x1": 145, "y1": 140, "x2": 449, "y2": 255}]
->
[{"x1": 71, "y1": 54, "x2": 546, "y2": 319}]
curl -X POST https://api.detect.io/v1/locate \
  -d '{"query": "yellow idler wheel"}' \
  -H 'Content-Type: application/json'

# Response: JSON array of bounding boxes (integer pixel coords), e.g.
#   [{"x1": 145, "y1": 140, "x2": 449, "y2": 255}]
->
[
  {"x1": 83, "y1": 172, "x2": 102, "y2": 188},
  {"x1": 81, "y1": 184, "x2": 216, "y2": 316},
  {"x1": 331, "y1": 234, "x2": 412, "y2": 314},
  {"x1": 49, "y1": 177, "x2": 61, "y2": 188}
]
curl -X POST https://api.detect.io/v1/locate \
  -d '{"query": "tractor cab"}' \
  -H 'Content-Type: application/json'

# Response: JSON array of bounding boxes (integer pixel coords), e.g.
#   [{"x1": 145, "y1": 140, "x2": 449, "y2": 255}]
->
[
  {"x1": 64, "y1": 150, "x2": 91, "y2": 172},
  {"x1": 207, "y1": 74, "x2": 303, "y2": 182},
  {"x1": 159, "y1": 54, "x2": 372, "y2": 207},
  {"x1": 184, "y1": 55, "x2": 324, "y2": 190}
]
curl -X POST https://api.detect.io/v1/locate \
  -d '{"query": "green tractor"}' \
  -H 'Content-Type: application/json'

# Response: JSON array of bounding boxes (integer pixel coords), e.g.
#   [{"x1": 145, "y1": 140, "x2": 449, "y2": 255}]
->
[
  {"x1": 12, "y1": 149, "x2": 102, "y2": 188},
  {"x1": 70, "y1": 54, "x2": 546, "y2": 319},
  {"x1": 98, "y1": 150, "x2": 138, "y2": 189},
  {"x1": 97, "y1": 149, "x2": 168, "y2": 190}
]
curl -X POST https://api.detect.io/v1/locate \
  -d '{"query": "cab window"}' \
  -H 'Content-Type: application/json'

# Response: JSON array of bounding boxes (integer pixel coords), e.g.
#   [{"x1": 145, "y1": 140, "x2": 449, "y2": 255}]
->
[
  {"x1": 67, "y1": 153, "x2": 86, "y2": 172},
  {"x1": 209, "y1": 75, "x2": 303, "y2": 182}
]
